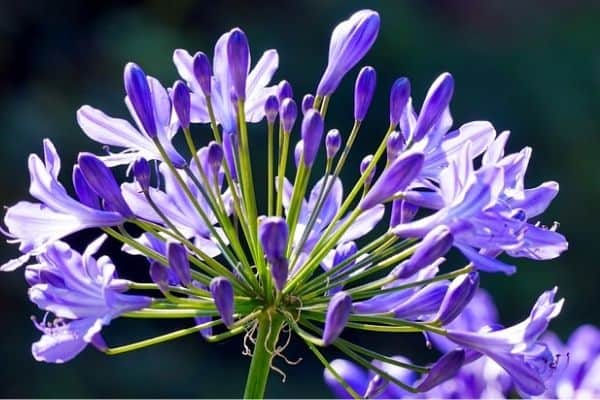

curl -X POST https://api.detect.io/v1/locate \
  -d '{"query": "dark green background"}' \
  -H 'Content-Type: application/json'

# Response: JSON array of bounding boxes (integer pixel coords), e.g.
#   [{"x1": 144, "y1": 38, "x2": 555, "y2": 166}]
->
[{"x1": 0, "y1": 0, "x2": 598, "y2": 397}]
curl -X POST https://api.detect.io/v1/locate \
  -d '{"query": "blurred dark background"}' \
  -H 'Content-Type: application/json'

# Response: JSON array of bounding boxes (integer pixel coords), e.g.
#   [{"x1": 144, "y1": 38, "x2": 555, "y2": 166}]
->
[{"x1": 0, "y1": 0, "x2": 598, "y2": 397}]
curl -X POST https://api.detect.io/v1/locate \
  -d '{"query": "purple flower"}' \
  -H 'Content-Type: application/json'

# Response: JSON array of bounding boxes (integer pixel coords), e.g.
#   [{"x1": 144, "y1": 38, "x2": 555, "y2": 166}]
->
[
  {"x1": 317, "y1": 10, "x2": 380, "y2": 96},
  {"x1": 192, "y1": 51, "x2": 212, "y2": 96},
  {"x1": 258, "y1": 217, "x2": 289, "y2": 290},
  {"x1": 132, "y1": 157, "x2": 151, "y2": 192},
  {"x1": 277, "y1": 80, "x2": 294, "y2": 102},
  {"x1": 301, "y1": 110, "x2": 324, "y2": 167},
  {"x1": 354, "y1": 66, "x2": 376, "y2": 121},
  {"x1": 392, "y1": 226, "x2": 454, "y2": 279},
  {"x1": 416, "y1": 349, "x2": 465, "y2": 392},
  {"x1": 325, "y1": 129, "x2": 342, "y2": 159},
  {"x1": 389, "y1": 77, "x2": 411, "y2": 127},
  {"x1": 324, "y1": 359, "x2": 369, "y2": 398},
  {"x1": 124, "y1": 62, "x2": 157, "y2": 138},
  {"x1": 210, "y1": 276, "x2": 234, "y2": 327},
  {"x1": 77, "y1": 153, "x2": 134, "y2": 218},
  {"x1": 434, "y1": 271, "x2": 480, "y2": 325},
  {"x1": 27, "y1": 237, "x2": 150, "y2": 363},
  {"x1": 360, "y1": 151, "x2": 424, "y2": 211},
  {"x1": 173, "y1": 31, "x2": 279, "y2": 133},
  {"x1": 323, "y1": 291, "x2": 352, "y2": 345},
  {"x1": 302, "y1": 93, "x2": 315, "y2": 114},
  {"x1": 227, "y1": 28, "x2": 250, "y2": 101},
  {"x1": 77, "y1": 68, "x2": 185, "y2": 168},
  {"x1": 280, "y1": 98, "x2": 298, "y2": 133},
  {"x1": 167, "y1": 241, "x2": 192, "y2": 287},
  {"x1": 264, "y1": 94, "x2": 279, "y2": 124},
  {"x1": 172, "y1": 80, "x2": 191, "y2": 129},
  {"x1": 2, "y1": 140, "x2": 124, "y2": 271},
  {"x1": 445, "y1": 287, "x2": 564, "y2": 395}
]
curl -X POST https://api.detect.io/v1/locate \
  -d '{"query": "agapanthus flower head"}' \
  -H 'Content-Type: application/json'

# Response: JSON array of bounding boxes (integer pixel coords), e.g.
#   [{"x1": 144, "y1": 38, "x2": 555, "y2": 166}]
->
[{"x1": 1, "y1": 8, "x2": 570, "y2": 399}]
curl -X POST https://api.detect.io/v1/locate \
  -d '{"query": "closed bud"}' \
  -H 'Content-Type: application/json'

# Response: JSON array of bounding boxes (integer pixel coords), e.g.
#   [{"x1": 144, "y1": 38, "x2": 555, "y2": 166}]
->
[
  {"x1": 192, "y1": 51, "x2": 212, "y2": 96},
  {"x1": 412, "y1": 73, "x2": 454, "y2": 141},
  {"x1": 72, "y1": 165, "x2": 100, "y2": 209},
  {"x1": 389, "y1": 77, "x2": 411, "y2": 126},
  {"x1": 132, "y1": 157, "x2": 151, "y2": 192},
  {"x1": 393, "y1": 281, "x2": 449, "y2": 319},
  {"x1": 227, "y1": 28, "x2": 250, "y2": 101},
  {"x1": 416, "y1": 349, "x2": 465, "y2": 392},
  {"x1": 149, "y1": 261, "x2": 169, "y2": 292},
  {"x1": 354, "y1": 66, "x2": 376, "y2": 121},
  {"x1": 207, "y1": 141, "x2": 224, "y2": 171},
  {"x1": 389, "y1": 199, "x2": 418, "y2": 228},
  {"x1": 323, "y1": 291, "x2": 352, "y2": 345},
  {"x1": 435, "y1": 272, "x2": 480, "y2": 325},
  {"x1": 393, "y1": 225, "x2": 453, "y2": 279},
  {"x1": 317, "y1": 10, "x2": 380, "y2": 96},
  {"x1": 264, "y1": 95, "x2": 279, "y2": 124},
  {"x1": 277, "y1": 80, "x2": 293, "y2": 102},
  {"x1": 210, "y1": 276, "x2": 235, "y2": 327},
  {"x1": 124, "y1": 62, "x2": 157, "y2": 138},
  {"x1": 302, "y1": 93, "x2": 315, "y2": 114},
  {"x1": 280, "y1": 98, "x2": 297, "y2": 133},
  {"x1": 386, "y1": 130, "x2": 405, "y2": 161},
  {"x1": 360, "y1": 151, "x2": 424, "y2": 210},
  {"x1": 301, "y1": 109, "x2": 324, "y2": 167},
  {"x1": 172, "y1": 80, "x2": 191, "y2": 129},
  {"x1": 360, "y1": 155, "x2": 375, "y2": 186},
  {"x1": 259, "y1": 217, "x2": 289, "y2": 290},
  {"x1": 78, "y1": 153, "x2": 134, "y2": 218},
  {"x1": 325, "y1": 129, "x2": 342, "y2": 159},
  {"x1": 167, "y1": 242, "x2": 191, "y2": 287}
]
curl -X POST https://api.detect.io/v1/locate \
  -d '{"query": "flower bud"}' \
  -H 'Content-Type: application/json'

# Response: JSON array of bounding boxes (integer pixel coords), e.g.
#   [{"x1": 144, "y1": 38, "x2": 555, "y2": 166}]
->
[
  {"x1": 72, "y1": 165, "x2": 100, "y2": 209},
  {"x1": 149, "y1": 261, "x2": 169, "y2": 292},
  {"x1": 323, "y1": 291, "x2": 352, "y2": 345},
  {"x1": 167, "y1": 242, "x2": 191, "y2": 287},
  {"x1": 301, "y1": 109, "x2": 324, "y2": 167},
  {"x1": 78, "y1": 153, "x2": 134, "y2": 218},
  {"x1": 193, "y1": 51, "x2": 212, "y2": 96},
  {"x1": 280, "y1": 98, "x2": 297, "y2": 133},
  {"x1": 124, "y1": 62, "x2": 157, "y2": 138},
  {"x1": 416, "y1": 349, "x2": 465, "y2": 392},
  {"x1": 172, "y1": 80, "x2": 190, "y2": 129},
  {"x1": 386, "y1": 130, "x2": 405, "y2": 161},
  {"x1": 210, "y1": 276, "x2": 234, "y2": 327},
  {"x1": 389, "y1": 199, "x2": 418, "y2": 228},
  {"x1": 412, "y1": 72, "x2": 454, "y2": 141},
  {"x1": 393, "y1": 281, "x2": 449, "y2": 319},
  {"x1": 132, "y1": 157, "x2": 151, "y2": 192},
  {"x1": 325, "y1": 129, "x2": 342, "y2": 159},
  {"x1": 227, "y1": 28, "x2": 250, "y2": 101},
  {"x1": 389, "y1": 77, "x2": 411, "y2": 126},
  {"x1": 435, "y1": 272, "x2": 480, "y2": 325},
  {"x1": 393, "y1": 225, "x2": 454, "y2": 279},
  {"x1": 359, "y1": 151, "x2": 424, "y2": 210},
  {"x1": 317, "y1": 10, "x2": 380, "y2": 96},
  {"x1": 259, "y1": 217, "x2": 289, "y2": 290},
  {"x1": 301, "y1": 93, "x2": 315, "y2": 114},
  {"x1": 264, "y1": 95, "x2": 279, "y2": 124},
  {"x1": 354, "y1": 66, "x2": 376, "y2": 121},
  {"x1": 207, "y1": 141, "x2": 224, "y2": 172},
  {"x1": 360, "y1": 155, "x2": 375, "y2": 186},
  {"x1": 277, "y1": 80, "x2": 294, "y2": 102}
]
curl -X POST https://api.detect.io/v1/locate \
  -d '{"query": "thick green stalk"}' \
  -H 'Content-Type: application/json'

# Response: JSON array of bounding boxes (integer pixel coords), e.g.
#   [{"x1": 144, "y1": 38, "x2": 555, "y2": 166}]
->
[{"x1": 243, "y1": 312, "x2": 285, "y2": 399}]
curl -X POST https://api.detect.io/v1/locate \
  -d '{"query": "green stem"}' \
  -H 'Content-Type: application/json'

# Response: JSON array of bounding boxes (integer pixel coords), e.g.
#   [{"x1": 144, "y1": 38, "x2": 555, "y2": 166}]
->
[{"x1": 243, "y1": 311, "x2": 285, "y2": 399}]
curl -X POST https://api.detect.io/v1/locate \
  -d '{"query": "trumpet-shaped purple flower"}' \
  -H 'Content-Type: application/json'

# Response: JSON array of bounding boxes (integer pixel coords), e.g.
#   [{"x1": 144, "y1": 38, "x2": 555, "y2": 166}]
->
[
  {"x1": 2, "y1": 140, "x2": 124, "y2": 271},
  {"x1": 27, "y1": 237, "x2": 150, "y2": 363},
  {"x1": 173, "y1": 30, "x2": 279, "y2": 134},
  {"x1": 445, "y1": 287, "x2": 564, "y2": 395},
  {"x1": 317, "y1": 10, "x2": 380, "y2": 96},
  {"x1": 77, "y1": 67, "x2": 185, "y2": 168}
]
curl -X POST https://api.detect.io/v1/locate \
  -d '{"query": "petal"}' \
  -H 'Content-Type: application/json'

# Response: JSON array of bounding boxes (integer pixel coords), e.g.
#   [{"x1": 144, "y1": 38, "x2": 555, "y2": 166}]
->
[
  {"x1": 336, "y1": 204, "x2": 385, "y2": 244},
  {"x1": 456, "y1": 245, "x2": 516, "y2": 275},
  {"x1": 246, "y1": 49, "x2": 279, "y2": 96}
]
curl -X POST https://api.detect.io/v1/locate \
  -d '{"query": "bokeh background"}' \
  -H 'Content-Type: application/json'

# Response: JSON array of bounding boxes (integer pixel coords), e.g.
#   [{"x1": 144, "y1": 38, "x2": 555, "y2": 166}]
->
[{"x1": 0, "y1": 0, "x2": 598, "y2": 397}]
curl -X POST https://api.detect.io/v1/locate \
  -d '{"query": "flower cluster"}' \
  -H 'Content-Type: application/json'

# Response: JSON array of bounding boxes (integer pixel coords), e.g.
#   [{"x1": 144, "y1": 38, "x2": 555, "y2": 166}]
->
[{"x1": 2, "y1": 9, "x2": 568, "y2": 398}]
